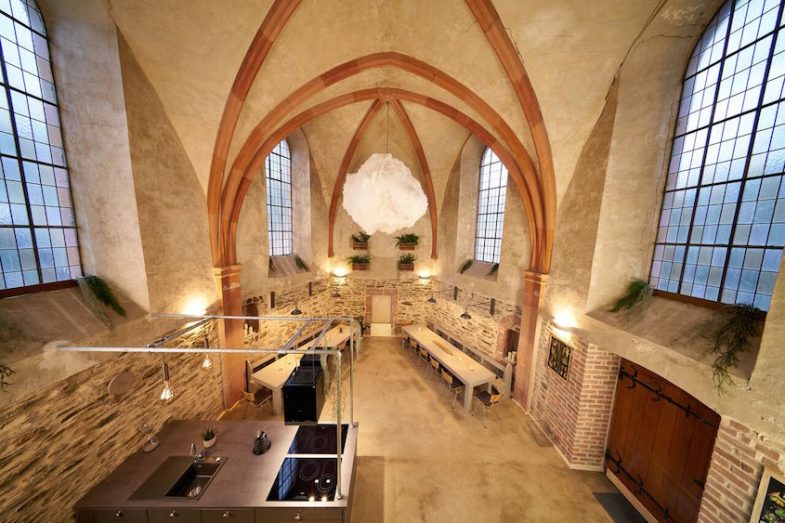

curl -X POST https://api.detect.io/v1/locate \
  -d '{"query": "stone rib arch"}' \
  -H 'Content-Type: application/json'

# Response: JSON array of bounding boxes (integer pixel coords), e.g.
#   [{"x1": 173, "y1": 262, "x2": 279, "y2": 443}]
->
[
  {"x1": 223, "y1": 88, "x2": 540, "y2": 273},
  {"x1": 217, "y1": 53, "x2": 548, "y2": 269}
]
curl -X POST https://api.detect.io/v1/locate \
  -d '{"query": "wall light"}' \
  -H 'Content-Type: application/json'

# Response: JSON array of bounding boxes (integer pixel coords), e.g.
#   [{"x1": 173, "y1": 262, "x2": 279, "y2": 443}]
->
[
  {"x1": 553, "y1": 310, "x2": 575, "y2": 331},
  {"x1": 333, "y1": 267, "x2": 349, "y2": 278},
  {"x1": 426, "y1": 294, "x2": 437, "y2": 304},
  {"x1": 201, "y1": 335, "x2": 212, "y2": 370},
  {"x1": 418, "y1": 271, "x2": 430, "y2": 280},
  {"x1": 182, "y1": 296, "x2": 208, "y2": 317},
  {"x1": 290, "y1": 303, "x2": 303, "y2": 316}
]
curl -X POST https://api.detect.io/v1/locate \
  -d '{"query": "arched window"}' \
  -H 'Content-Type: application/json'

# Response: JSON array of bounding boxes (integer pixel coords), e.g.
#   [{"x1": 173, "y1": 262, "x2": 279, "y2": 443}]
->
[
  {"x1": 0, "y1": 1, "x2": 79, "y2": 293},
  {"x1": 474, "y1": 147, "x2": 508, "y2": 264},
  {"x1": 651, "y1": 0, "x2": 785, "y2": 311},
  {"x1": 265, "y1": 139, "x2": 293, "y2": 256}
]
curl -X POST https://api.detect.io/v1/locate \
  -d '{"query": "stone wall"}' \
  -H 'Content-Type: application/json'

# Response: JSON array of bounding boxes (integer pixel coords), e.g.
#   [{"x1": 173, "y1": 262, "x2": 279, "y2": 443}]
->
[
  {"x1": 531, "y1": 320, "x2": 619, "y2": 470},
  {"x1": 425, "y1": 279, "x2": 519, "y2": 364},
  {"x1": 698, "y1": 418, "x2": 785, "y2": 523},
  {"x1": 0, "y1": 321, "x2": 223, "y2": 521}
]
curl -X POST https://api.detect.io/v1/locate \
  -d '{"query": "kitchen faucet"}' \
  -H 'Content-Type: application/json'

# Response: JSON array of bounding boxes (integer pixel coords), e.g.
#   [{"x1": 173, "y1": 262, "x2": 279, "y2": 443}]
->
[{"x1": 190, "y1": 442, "x2": 203, "y2": 463}]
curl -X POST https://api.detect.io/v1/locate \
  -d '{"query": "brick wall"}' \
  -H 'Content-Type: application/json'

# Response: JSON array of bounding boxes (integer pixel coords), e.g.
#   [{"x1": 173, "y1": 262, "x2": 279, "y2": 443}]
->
[
  {"x1": 531, "y1": 321, "x2": 620, "y2": 469},
  {"x1": 0, "y1": 321, "x2": 223, "y2": 521},
  {"x1": 698, "y1": 417, "x2": 785, "y2": 523}
]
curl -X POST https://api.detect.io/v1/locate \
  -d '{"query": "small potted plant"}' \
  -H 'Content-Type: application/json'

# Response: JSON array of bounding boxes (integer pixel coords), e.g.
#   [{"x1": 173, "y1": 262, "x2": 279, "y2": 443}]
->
[
  {"x1": 398, "y1": 253, "x2": 415, "y2": 271},
  {"x1": 395, "y1": 233, "x2": 419, "y2": 251},
  {"x1": 352, "y1": 231, "x2": 370, "y2": 250},
  {"x1": 201, "y1": 427, "x2": 217, "y2": 448},
  {"x1": 347, "y1": 255, "x2": 370, "y2": 271}
]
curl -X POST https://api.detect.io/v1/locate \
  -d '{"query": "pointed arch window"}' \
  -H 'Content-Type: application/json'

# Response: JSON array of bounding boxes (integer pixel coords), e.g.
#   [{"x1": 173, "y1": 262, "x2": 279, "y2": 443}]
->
[
  {"x1": 651, "y1": 0, "x2": 785, "y2": 311},
  {"x1": 474, "y1": 147, "x2": 508, "y2": 264},
  {"x1": 0, "y1": 0, "x2": 80, "y2": 294},
  {"x1": 265, "y1": 139, "x2": 293, "y2": 256}
]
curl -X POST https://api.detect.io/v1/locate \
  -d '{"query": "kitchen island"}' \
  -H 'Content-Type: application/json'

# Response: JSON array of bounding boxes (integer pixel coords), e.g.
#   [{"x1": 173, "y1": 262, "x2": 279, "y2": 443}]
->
[{"x1": 74, "y1": 420, "x2": 358, "y2": 522}]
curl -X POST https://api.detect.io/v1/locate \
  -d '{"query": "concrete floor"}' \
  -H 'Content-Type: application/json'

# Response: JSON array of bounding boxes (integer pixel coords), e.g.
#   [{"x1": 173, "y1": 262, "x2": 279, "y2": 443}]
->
[{"x1": 224, "y1": 336, "x2": 620, "y2": 522}]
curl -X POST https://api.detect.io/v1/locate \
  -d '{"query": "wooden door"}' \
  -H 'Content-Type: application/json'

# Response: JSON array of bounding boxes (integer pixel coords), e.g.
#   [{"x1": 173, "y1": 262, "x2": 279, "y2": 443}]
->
[{"x1": 606, "y1": 360, "x2": 719, "y2": 523}]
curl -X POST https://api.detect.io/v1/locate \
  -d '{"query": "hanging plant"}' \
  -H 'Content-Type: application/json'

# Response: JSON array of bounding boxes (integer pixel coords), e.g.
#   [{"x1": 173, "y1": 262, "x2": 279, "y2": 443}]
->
[
  {"x1": 398, "y1": 253, "x2": 415, "y2": 271},
  {"x1": 395, "y1": 233, "x2": 419, "y2": 250},
  {"x1": 0, "y1": 363, "x2": 13, "y2": 392},
  {"x1": 711, "y1": 304, "x2": 762, "y2": 394},
  {"x1": 81, "y1": 275, "x2": 126, "y2": 317},
  {"x1": 347, "y1": 255, "x2": 370, "y2": 271},
  {"x1": 610, "y1": 279, "x2": 652, "y2": 312},
  {"x1": 352, "y1": 231, "x2": 370, "y2": 249},
  {"x1": 459, "y1": 259, "x2": 473, "y2": 274}
]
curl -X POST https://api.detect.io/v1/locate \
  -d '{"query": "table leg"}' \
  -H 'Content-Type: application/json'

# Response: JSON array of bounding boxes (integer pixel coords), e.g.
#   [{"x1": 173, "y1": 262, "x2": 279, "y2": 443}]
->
[
  {"x1": 463, "y1": 384, "x2": 474, "y2": 412},
  {"x1": 272, "y1": 387, "x2": 284, "y2": 416}
]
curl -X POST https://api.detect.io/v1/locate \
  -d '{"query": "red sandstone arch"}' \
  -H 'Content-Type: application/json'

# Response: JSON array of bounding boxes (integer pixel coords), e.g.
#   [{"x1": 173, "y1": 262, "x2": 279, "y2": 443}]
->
[
  {"x1": 223, "y1": 87, "x2": 540, "y2": 272},
  {"x1": 325, "y1": 99, "x2": 439, "y2": 259},
  {"x1": 465, "y1": 0, "x2": 557, "y2": 271},
  {"x1": 216, "y1": 52, "x2": 549, "y2": 268},
  {"x1": 326, "y1": 99, "x2": 384, "y2": 258},
  {"x1": 389, "y1": 100, "x2": 438, "y2": 260},
  {"x1": 207, "y1": 0, "x2": 302, "y2": 265}
]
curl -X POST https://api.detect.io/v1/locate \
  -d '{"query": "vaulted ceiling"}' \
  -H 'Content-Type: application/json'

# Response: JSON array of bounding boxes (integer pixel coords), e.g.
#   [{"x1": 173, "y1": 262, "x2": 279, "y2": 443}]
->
[{"x1": 105, "y1": 0, "x2": 718, "y2": 269}]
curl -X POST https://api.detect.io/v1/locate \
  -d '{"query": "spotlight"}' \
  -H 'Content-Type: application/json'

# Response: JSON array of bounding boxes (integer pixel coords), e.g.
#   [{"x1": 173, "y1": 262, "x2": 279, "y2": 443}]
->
[{"x1": 160, "y1": 355, "x2": 174, "y2": 402}]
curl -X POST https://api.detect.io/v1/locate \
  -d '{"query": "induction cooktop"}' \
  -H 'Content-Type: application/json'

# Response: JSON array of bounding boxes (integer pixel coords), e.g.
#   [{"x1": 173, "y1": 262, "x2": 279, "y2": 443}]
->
[
  {"x1": 287, "y1": 424, "x2": 348, "y2": 455},
  {"x1": 267, "y1": 457, "x2": 338, "y2": 501}
]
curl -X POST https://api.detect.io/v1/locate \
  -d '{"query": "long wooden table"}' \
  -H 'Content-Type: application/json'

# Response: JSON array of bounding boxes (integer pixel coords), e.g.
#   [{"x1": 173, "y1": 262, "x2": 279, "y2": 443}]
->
[{"x1": 402, "y1": 324, "x2": 496, "y2": 412}]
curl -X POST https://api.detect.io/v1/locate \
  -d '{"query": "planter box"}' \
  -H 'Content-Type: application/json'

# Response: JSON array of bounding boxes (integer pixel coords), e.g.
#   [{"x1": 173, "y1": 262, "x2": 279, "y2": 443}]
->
[
  {"x1": 398, "y1": 263, "x2": 414, "y2": 271},
  {"x1": 352, "y1": 263, "x2": 369, "y2": 271},
  {"x1": 398, "y1": 243, "x2": 416, "y2": 251},
  {"x1": 352, "y1": 241, "x2": 368, "y2": 250}
]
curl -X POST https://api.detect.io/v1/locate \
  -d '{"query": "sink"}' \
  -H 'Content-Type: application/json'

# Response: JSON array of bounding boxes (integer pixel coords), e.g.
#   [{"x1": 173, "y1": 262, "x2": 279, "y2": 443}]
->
[{"x1": 129, "y1": 456, "x2": 226, "y2": 501}]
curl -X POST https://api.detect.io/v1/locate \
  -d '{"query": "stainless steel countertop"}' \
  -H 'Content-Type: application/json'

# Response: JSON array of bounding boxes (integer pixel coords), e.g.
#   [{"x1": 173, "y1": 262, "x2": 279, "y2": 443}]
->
[{"x1": 75, "y1": 420, "x2": 357, "y2": 509}]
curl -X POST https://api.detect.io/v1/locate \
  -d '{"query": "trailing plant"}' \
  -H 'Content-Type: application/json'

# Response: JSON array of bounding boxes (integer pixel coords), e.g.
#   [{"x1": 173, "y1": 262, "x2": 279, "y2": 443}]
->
[
  {"x1": 399, "y1": 253, "x2": 416, "y2": 264},
  {"x1": 394, "y1": 233, "x2": 419, "y2": 247},
  {"x1": 0, "y1": 363, "x2": 13, "y2": 392},
  {"x1": 487, "y1": 263, "x2": 499, "y2": 276},
  {"x1": 82, "y1": 275, "x2": 126, "y2": 317},
  {"x1": 201, "y1": 427, "x2": 216, "y2": 441},
  {"x1": 268, "y1": 257, "x2": 276, "y2": 274},
  {"x1": 294, "y1": 255, "x2": 309, "y2": 271},
  {"x1": 347, "y1": 255, "x2": 370, "y2": 264},
  {"x1": 711, "y1": 304, "x2": 762, "y2": 394},
  {"x1": 459, "y1": 259, "x2": 473, "y2": 274},
  {"x1": 352, "y1": 231, "x2": 371, "y2": 243},
  {"x1": 610, "y1": 279, "x2": 652, "y2": 313},
  {"x1": 353, "y1": 315, "x2": 366, "y2": 332}
]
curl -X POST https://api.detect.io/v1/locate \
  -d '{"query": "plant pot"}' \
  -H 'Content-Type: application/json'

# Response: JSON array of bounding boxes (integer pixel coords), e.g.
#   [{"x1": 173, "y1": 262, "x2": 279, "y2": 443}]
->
[
  {"x1": 398, "y1": 263, "x2": 414, "y2": 271},
  {"x1": 352, "y1": 241, "x2": 368, "y2": 250},
  {"x1": 398, "y1": 243, "x2": 416, "y2": 251},
  {"x1": 203, "y1": 437, "x2": 216, "y2": 449},
  {"x1": 352, "y1": 263, "x2": 369, "y2": 271}
]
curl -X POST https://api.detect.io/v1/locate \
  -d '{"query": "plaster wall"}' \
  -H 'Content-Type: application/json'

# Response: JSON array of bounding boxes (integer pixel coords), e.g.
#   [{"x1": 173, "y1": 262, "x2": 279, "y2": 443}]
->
[
  {"x1": 118, "y1": 37, "x2": 216, "y2": 314},
  {"x1": 41, "y1": 0, "x2": 150, "y2": 310}
]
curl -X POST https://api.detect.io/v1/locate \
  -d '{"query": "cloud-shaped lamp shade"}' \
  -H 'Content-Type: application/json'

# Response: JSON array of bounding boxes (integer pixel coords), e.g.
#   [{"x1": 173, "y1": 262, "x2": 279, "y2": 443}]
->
[{"x1": 342, "y1": 153, "x2": 428, "y2": 234}]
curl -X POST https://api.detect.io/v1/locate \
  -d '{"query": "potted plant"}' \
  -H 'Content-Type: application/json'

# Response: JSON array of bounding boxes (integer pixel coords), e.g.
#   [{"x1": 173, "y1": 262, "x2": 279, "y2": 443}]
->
[
  {"x1": 201, "y1": 427, "x2": 217, "y2": 448},
  {"x1": 347, "y1": 255, "x2": 370, "y2": 271},
  {"x1": 398, "y1": 253, "x2": 415, "y2": 271},
  {"x1": 352, "y1": 231, "x2": 370, "y2": 250},
  {"x1": 395, "y1": 233, "x2": 419, "y2": 251}
]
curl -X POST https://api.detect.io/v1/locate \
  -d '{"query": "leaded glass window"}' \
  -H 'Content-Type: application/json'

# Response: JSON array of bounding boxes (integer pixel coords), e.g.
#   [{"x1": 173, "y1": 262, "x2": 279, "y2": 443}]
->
[
  {"x1": 651, "y1": 0, "x2": 785, "y2": 310},
  {"x1": 266, "y1": 140, "x2": 293, "y2": 256},
  {"x1": 474, "y1": 147, "x2": 507, "y2": 264},
  {"x1": 0, "y1": 0, "x2": 79, "y2": 291}
]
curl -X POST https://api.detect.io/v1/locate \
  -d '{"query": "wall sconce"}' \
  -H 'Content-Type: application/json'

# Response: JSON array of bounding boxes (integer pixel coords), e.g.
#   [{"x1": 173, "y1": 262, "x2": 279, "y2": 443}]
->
[
  {"x1": 201, "y1": 334, "x2": 212, "y2": 370},
  {"x1": 332, "y1": 267, "x2": 349, "y2": 278},
  {"x1": 160, "y1": 354, "x2": 174, "y2": 402},
  {"x1": 552, "y1": 310, "x2": 575, "y2": 331},
  {"x1": 418, "y1": 271, "x2": 431, "y2": 281}
]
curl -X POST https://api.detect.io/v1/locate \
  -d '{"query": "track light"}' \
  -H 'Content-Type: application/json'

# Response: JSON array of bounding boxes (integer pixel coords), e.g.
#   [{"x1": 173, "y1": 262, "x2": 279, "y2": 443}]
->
[
  {"x1": 160, "y1": 355, "x2": 174, "y2": 402},
  {"x1": 201, "y1": 335, "x2": 212, "y2": 370}
]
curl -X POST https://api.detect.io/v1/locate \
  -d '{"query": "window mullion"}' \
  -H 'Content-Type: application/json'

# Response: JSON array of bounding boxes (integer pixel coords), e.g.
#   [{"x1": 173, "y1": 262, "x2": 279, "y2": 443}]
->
[
  {"x1": 673, "y1": 6, "x2": 736, "y2": 295},
  {"x1": 718, "y1": 2, "x2": 785, "y2": 299},
  {"x1": 0, "y1": 37, "x2": 42, "y2": 285}
]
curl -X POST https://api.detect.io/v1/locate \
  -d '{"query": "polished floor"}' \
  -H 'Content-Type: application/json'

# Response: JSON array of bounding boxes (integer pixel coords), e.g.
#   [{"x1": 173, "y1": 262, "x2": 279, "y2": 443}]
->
[{"x1": 223, "y1": 336, "x2": 620, "y2": 522}]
